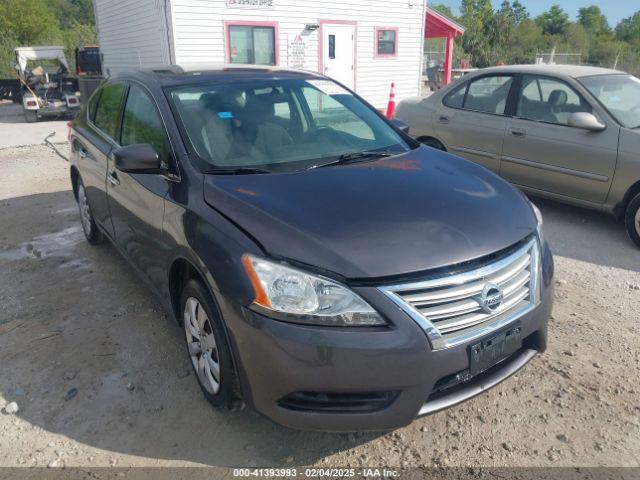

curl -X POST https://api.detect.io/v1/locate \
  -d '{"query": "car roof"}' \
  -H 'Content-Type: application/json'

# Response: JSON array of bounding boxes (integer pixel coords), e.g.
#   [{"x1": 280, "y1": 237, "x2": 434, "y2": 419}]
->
[
  {"x1": 112, "y1": 63, "x2": 326, "y2": 87},
  {"x1": 473, "y1": 64, "x2": 625, "y2": 79}
]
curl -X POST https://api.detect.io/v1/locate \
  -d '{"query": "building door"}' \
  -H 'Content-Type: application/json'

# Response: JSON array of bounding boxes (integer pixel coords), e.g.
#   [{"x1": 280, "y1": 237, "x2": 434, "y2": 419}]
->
[{"x1": 321, "y1": 23, "x2": 355, "y2": 89}]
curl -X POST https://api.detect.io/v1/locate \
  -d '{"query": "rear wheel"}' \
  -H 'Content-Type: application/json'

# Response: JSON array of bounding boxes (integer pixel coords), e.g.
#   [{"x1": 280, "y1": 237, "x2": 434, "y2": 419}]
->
[
  {"x1": 24, "y1": 110, "x2": 38, "y2": 123},
  {"x1": 77, "y1": 179, "x2": 104, "y2": 245},
  {"x1": 180, "y1": 280, "x2": 240, "y2": 409},
  {"x1": 624, "y1": 193, "x2": 640, "y2": 248}
]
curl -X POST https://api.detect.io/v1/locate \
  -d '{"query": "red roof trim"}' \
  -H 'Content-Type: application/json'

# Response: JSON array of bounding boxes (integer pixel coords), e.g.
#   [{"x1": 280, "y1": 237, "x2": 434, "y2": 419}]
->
[{"x1": 425, "y1": 6, "x2": 465, "y2": 38}]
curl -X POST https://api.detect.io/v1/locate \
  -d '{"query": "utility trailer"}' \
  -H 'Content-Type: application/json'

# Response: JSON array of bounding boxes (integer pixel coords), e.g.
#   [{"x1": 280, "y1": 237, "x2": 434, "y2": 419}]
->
[
  {"x1": 0, "y1": 79, "x2": 21, "y2": 103},
  {"x1": 16, "y1": 46, "x2": 81, "y2": 122}
]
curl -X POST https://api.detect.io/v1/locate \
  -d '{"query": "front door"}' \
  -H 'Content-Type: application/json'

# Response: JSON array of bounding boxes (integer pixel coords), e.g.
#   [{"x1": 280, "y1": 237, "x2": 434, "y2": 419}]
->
[
  {"x1": 107, "y1": 83, "x2": 171, "y2": 289},
  {"x1": 322, "y1": 23, "x2": 355, "y2": 89},
  {"x1": 501, "y1": 74, "x2": 619, "y2": 205}
]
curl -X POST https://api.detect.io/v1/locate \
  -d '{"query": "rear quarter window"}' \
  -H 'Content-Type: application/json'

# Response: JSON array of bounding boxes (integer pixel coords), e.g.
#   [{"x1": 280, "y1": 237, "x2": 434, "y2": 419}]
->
[{"x1": 443, "y1": 84, "x2": 466, "y2": 109}]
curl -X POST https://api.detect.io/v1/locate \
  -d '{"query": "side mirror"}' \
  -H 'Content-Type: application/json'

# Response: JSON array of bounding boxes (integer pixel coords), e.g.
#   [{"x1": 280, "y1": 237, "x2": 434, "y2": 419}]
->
[
  {"x1": 568, "y1": 112, "x2": 606, "y2": 132},
  {"x1": 113, "y1": 144, "x2": 161, "y2": 173},
  {"x1": 391, "y1": 118, "x2": 410, "y2": 134}
]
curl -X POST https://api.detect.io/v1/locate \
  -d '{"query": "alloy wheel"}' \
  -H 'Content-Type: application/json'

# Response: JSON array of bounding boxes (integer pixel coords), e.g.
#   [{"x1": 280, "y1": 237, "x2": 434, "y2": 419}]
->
[
  {"x1": 77, "y1": 184, "x2": 92, "y2": 237},
  {"x1": 183, "y1": 297, "x2": 221, "y2": 394}
]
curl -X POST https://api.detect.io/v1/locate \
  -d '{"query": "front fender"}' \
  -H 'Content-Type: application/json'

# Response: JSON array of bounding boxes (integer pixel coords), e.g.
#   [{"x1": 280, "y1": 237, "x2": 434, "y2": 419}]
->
[{"x1": 606, "y1": 128, "x2": 640, "y2": 216}]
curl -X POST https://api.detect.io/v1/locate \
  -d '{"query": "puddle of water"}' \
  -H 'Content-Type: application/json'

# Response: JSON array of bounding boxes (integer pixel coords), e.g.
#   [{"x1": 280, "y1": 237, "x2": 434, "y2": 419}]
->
[{"x1": 0, "y1": 226, "x2": 85, "y2": 262}]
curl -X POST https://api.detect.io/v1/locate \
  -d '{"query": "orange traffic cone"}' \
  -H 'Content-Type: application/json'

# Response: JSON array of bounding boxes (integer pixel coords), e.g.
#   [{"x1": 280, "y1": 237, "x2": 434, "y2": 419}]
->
[{"x1": 385, "y1": 82, "x2": 396, "y2": 119}]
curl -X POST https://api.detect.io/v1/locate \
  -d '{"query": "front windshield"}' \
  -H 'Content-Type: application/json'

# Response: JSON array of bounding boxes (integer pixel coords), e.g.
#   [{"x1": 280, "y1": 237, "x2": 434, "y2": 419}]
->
[
  {"x1": 579, "y1": 74, "x2": 640, "y2": 129},
  {"x1": 167, "y1": 78, "x2": 412, "y2": 172}
]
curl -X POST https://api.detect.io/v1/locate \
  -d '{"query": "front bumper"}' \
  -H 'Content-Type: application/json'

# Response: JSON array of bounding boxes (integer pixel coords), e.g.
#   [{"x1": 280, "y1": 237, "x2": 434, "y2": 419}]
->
[{"x1": 218, "y1": 243, "x2": 554, "y2": 432}]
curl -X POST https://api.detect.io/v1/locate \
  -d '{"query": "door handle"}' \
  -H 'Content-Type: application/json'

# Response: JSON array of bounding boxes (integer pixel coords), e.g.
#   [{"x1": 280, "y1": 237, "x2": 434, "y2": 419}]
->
[
  {"x1": 509, "y1": 128, "x2": 526, "y2": 137},
  {"x1": 438, "y1": 115, "x2": 450, "y2": 124},
  {"x1": 107, "y1": 171, "x2": 120, "y2": 186}
]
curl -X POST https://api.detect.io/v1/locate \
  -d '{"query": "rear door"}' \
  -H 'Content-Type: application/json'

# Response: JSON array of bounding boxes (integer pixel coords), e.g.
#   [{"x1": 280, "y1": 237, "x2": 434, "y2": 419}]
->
[
  {"x1": 75, "y1": 82, "x2": 127, "y2": 238},
  {"x1": 106, "y1": 82, "x2": 173, "y2": 289},
  {"x1": 434, "y1": 74, "x2": 515, "y2": 173},
  {"x1": 501, "y1": 74, "x2": 619, "y2": 205}
]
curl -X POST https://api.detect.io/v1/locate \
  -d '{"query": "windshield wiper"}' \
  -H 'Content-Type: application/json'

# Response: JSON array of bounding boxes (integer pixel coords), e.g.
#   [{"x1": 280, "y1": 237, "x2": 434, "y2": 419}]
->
[
  {"x1": 308, "y1": 151, "x2": 399, "y2": 170},
  {"x1": 204, "y1": 167, "x2": 272, "y2": 175}
]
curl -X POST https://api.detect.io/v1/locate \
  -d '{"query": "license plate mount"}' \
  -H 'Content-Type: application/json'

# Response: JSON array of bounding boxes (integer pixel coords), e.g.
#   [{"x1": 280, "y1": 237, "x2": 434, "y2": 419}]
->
[{"x1": 468, "y1": 323, "x2": 522, "y2": 376}]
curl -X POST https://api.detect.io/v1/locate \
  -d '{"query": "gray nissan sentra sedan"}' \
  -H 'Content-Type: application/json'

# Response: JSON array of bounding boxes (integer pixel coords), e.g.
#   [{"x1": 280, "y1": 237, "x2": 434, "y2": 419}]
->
[
  {"x1": 396, "y1": 64, "x2": 640, "y2": 248},
  {"x1": 69, "y1": 65, "x2": 553, "y2": 431}
]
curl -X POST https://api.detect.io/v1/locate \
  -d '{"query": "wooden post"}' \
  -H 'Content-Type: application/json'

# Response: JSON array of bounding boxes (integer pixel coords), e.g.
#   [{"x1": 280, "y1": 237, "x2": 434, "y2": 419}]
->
[{"x1": 443, "y1": 34, "x2": 454, "y2": 86}]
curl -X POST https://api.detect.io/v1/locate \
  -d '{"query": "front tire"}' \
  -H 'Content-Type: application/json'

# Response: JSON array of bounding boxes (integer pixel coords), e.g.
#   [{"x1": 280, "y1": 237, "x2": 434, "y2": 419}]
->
[
  {"x1": 180, "y1": 280, "x2": 239, "y2": 409},
  {"x1": 625, "y1": 193, "x2": 640, "y2": 248},
  {"x1": 77, "y1": 180, "x2": 104, "y2": 245}
]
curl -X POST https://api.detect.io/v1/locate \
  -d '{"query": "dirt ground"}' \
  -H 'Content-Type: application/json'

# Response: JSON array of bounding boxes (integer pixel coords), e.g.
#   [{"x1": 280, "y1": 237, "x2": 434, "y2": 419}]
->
[
  {"x1": 1, "y1": 140, "x2": 640, "y2": 471},
  {"x1": 0, "y1": 102, "x2": 69, "y2": 149}
]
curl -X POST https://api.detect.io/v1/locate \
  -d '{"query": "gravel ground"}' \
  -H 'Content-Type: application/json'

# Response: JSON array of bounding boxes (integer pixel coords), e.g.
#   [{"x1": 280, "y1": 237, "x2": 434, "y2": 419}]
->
[{"x1": 1, "y1": 145, "x2": 639, "y2": 471}]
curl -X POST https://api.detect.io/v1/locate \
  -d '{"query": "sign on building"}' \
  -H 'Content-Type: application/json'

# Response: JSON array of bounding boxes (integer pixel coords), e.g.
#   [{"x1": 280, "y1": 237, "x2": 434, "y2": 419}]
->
[
  {"x1": 288, "y1": 33, "x2": 307, "y2": 69},
  {"x1": 226, "y1": 0, "x2": 274, "y2": 8}
]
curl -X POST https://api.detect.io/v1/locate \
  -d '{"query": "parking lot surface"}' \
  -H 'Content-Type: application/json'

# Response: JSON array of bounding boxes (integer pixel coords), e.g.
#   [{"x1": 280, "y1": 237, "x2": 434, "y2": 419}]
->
[
  {"x1": 1, "y1": 132, "x2": 640, "y2": 468},
  {"x1": 0, "y1": 102, "x2": 69, "y2": 149}
]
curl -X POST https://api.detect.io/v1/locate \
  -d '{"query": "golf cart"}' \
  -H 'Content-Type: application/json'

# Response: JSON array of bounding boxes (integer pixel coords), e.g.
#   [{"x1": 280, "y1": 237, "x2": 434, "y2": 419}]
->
[{"x1": 15, "y1": 46, "x2": 80, "y2": 123}]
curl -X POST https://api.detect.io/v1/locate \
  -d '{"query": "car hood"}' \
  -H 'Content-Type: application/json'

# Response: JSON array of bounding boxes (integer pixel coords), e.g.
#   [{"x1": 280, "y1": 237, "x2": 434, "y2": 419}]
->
[{"x1": 203, "y1": 147, "x2": 537, "y2": 280}]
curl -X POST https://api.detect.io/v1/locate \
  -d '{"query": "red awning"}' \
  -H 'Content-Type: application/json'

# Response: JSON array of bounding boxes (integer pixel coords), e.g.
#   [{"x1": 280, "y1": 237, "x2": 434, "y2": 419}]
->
[{"x1": 425, "y1": 7, "x2": 465, "y2": 39}]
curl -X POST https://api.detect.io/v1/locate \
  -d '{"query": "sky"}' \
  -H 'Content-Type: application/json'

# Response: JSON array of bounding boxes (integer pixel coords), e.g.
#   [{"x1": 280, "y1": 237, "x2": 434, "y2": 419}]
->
[{"x1": 434, "y1": 1, "x2": 637, "y2": 27}]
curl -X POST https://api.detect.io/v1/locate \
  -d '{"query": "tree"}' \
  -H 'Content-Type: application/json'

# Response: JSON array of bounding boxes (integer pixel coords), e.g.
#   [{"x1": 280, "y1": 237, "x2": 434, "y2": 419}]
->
[
  {"x1": 459, "y1": 0, "x2": 495, "y2": 67},
  {"x1": 0, "y1": 0, "x2": 60, "y2": 45},
  {"x1": 497, "y1": 1, "x2": 529, "y2": 25},
  {"x1": 490, "y1": 2, "x2": 518, "y2": 60},
  {"x1": 48, "y1": 0, "x2": 95, "y2": 29},
  {"x1": 511, "y1": 1, "x2": 529, "y2": 24},
  {"x1": 430, "y1": 3, "x2": 457, "y2": 21},
  {"x1": 536, "y1": 5, "x2": 570, "y2": 36},
  {"x1": 562, "y1": 23, "x2": 589, "y2": 58},
  {"x1": 509, "y1": 19, "x2": 544, "y2": 64},
  {"x1": 0, "y1": 0, "x2": 97, "y2": 77},
  {"x1": 616, "y1": 12, "x2": 640, "y2": 49},
  {"x1": 578, "y1": 6, "x2": 610, "y2": 37}
]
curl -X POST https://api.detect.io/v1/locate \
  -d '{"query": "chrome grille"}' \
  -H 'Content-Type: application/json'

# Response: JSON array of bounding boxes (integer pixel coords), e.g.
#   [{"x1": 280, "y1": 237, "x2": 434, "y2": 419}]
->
[{"x1": 381, "y1": 238, "x2": 541, "y2": 350}]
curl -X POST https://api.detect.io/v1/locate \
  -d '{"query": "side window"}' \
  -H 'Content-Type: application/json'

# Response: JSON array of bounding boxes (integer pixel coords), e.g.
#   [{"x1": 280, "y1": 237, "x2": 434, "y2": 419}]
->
[
  {"x1": 443, "y1": 83, "x2": 466, "y2": 109},
  {"x1": 464, "y1": 76, "x2": 513, "y2": 115},
  {"x1": 273, "y1": 100, "x2": 291, "y2": 121},
  {"x1": 94, "y1": 83, "x2": 126, "y2": 139},
  {"x1": 300, "y1": 87, "x2": 375, "y2": 140},
  {"x1": 517, "y1": 75, "x2": 592, "y2": 126},
  {"x1": 87, "y1": 88, "x2": 101, "y2": 122},
  {"x1": 121, "y1": 85, "x2": 169, "y2": 167}
]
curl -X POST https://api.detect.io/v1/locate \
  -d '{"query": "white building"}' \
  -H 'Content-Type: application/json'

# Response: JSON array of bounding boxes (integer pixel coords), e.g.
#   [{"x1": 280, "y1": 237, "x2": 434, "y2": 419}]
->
[{"x1": 92, "y1": 0, "x2": 427, "y2": 108}]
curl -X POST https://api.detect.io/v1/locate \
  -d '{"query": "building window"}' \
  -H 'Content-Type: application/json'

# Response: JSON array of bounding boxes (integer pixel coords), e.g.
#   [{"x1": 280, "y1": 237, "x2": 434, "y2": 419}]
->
[
  {"x1": 328, "y1": 35, "x2": 336, "y2": 59},
  {"x1": 227, "y1": 23, "x2": 278, "y2": 65},
  {"x1": 375, "y1": 28, "x2": 398, "y2": 57}
]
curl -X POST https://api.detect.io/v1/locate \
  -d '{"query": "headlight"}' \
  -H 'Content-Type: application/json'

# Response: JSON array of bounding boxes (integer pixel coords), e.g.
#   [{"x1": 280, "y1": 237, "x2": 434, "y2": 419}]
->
[
  {"x1": 242, "y1": 255, "x2": 386, "y2": 326},
  {"x1": 530, "y1": 202, "x2": 545, "y2": 247}
]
